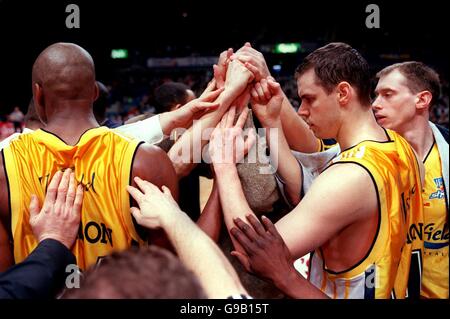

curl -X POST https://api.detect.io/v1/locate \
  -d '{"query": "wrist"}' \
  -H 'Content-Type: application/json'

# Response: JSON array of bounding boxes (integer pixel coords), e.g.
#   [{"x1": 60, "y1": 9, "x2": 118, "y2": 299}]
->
[
  {"x1": 261, "y1": 117, "x2": 282, "y2": 128},
  {"x1": 213, "y1": 163, "x2": 237, "y2": 176},
  {"x1": 273, "y1": 265, "x2": 304, "y2": 295},
  {"x1": 39, "y1": 233, "x2": 72, "y2": 250},
  {"x1": 160, "y1": 206, "x2": 186, "y2": 228}
]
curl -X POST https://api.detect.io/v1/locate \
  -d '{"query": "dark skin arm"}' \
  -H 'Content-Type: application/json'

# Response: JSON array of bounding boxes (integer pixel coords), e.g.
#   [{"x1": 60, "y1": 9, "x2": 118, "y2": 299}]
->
[
  {"x1": 0, "y1": 153, "x2": 14, "y2": 271},
  {"x1": 131, "y1": 143, "x2": 179, "y2": 251},
  {"x1": 196, "y1": 179, "x2": 222, "y2": 243},
  {"x1": 230, "y1": 214, "x2": 328, "y2": 299}
]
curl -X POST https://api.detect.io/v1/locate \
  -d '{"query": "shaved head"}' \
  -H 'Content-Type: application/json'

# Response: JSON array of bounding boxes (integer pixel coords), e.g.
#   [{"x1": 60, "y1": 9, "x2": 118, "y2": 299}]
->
[{"x1": 32, "y1": 42, "x2": 96, "y2": 100}]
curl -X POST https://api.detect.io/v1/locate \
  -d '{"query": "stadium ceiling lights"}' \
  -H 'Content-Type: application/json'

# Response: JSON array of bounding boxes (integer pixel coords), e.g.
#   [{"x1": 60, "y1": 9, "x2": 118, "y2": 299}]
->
[
  {"x1": 273, "y1": 43, "x2": 302, "y2": 54},
  {"x1": 111, "y1": 49, "x2": 129, "y2": 59}
]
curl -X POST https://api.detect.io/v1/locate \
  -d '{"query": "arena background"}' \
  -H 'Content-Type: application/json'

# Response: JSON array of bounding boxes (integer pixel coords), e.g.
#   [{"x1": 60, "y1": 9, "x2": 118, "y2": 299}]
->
[{"x1": 0, "y1": 0, "x2": 448, "y2": 135}]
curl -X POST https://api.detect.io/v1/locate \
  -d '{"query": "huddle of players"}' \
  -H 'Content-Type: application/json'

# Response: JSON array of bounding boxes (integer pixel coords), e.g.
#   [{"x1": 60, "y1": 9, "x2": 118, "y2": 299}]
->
[{"x1": 0, "y1": 40, "x2": 447, "y2": 299}]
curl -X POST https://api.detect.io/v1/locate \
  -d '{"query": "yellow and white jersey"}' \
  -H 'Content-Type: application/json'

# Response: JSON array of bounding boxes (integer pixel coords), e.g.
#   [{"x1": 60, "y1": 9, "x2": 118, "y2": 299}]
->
[
  {"x1": 309, "y1": 129, "x2": 423, "y2": 299},
  {"x1": 2, "y1": 127, "x2": 145, "y2": 270},
  {"x1": 420, "y1": 141, "x2": 448, "y2": 299}
]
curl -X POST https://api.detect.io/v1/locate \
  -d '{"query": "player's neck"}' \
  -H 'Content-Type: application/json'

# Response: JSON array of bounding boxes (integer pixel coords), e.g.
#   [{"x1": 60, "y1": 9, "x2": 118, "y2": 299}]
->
[
  {"x1": 397, "y1": 116, "x2": 434, "y2": 161},
  {"x1": 336, "y1": 107, "x2": 386, "y2": 150},
  {"x1": 45, "y1": 108, "x2": 100, "y2": 145}
]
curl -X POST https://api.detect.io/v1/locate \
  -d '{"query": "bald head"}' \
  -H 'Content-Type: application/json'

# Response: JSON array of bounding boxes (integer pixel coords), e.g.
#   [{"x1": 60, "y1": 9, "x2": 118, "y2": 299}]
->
[{"x1": 32, "y1": 43, "x2": 96, "y2": 100}]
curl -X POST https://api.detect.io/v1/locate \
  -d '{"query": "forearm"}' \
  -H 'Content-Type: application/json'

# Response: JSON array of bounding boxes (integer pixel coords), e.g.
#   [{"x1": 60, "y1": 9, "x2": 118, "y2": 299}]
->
[
  {"x1": 165, "y1": 210, "x2": 246, "y2": 298},
  {"x1": 168, "y1": 90, "x2": 239, "y2": 178},
  {"x1": 0, "y1": 239, "x2": 76, "y2": 299},
  {"x1": 158, "y1": 111, "x2": 180, "y2": 136},
  {"x1": 280, "y1": 93, "x2": 319, "y2": 153},
  {"x1": 214, "y1": 166, "x2": 256, "y2": 253},
  {"x1": 265, "y1": 120, "x2": 302, "y2": 205},
  {"x1": 274, "y1": 266, "x2": 329, "y2": 299},
  {"x1": 196, "y1": 180, "x2": 222, "y2": 242}
]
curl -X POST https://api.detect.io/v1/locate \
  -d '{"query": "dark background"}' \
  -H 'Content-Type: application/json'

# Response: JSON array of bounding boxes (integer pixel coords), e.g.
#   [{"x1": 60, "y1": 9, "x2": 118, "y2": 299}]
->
[{"x1": 0, "y1": 0, "x2": 447, "y2": 115}]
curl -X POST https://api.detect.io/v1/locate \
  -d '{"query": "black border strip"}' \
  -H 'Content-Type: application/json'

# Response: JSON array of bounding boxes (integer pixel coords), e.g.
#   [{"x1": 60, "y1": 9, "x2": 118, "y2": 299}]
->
[
  {"x1": 1, "y1": 149, "x2": 13, "y2": 239},
  {"x1": 422, "y1": 139, "x2": 435, "y2": 164},
  {"x1": 320, "y1": 161, "x2": 382, "y2": 275},
  {"x1": 129, "y1": 141, "x2": 147, "y2": 241},
  {"x1": 339, "y1": 128, "x2": 393, "y2": 153},
  {"x1": 40, "y1": 127, "x2": 100, "y2": 146}
]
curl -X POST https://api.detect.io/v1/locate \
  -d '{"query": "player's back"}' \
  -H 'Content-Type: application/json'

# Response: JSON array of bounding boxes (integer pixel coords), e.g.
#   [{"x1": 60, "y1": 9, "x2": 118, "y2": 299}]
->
[{"x1": 2, "y1": 127, "x2": 145, "y2": 270}]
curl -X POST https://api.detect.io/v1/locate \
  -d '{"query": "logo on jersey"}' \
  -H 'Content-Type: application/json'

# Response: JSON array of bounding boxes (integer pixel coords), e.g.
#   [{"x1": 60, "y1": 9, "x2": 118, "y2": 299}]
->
[
  {"x1": 429, "y1": 177, "x2": 445, "y2": 200},
  {"x1": 407, "y1": 222, "x2": 449, "y2": 248},
  {"x1": 333, "y1": 145, "x2": 366, "y2": 163},
  {"x1": 78, "y1": 221, "x2": 113, "y2": 247}
]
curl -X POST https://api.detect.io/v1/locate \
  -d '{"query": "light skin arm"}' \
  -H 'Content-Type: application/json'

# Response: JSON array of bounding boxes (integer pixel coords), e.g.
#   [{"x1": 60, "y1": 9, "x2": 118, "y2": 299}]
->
[
  {"x1": 209, "y1": 107, "x2": 257, "y2": 253},
  {"x1": 158, "y1": 83, "x2": 224, "y2": 135},
  {"x1": 127, "y1": 177, "x2": 247, "y2": 298},
  {"x1": 132, "y1": 143, "x2": 179, "y2": 250},
  {"x1": 275, "y1": 163, "x2": 378, "y2": 259},
  {"x1": 279, "y1": 92, "x2": 320, "y2": 153},
  {"x1": 231, "y1": 43, "x2": 318, "y2": 153},
  {"x1": 168, "y1": 60, "x2": 254, "y2": 178},
  {"x1": 251, "y1": 78, "x2": 302, "y2": 205},
  {"x1": 196, "y1": 179, "x2": 223, "y2": 242}
]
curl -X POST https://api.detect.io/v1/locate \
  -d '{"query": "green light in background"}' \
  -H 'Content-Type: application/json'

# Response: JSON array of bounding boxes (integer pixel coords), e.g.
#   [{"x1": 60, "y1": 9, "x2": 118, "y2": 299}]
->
[
  {"x1": 273, "y1": 43, "x2": 301, "y2": 54},
  {"x1": 111, "y1": 49, "x2": 128, "y2": 59}
]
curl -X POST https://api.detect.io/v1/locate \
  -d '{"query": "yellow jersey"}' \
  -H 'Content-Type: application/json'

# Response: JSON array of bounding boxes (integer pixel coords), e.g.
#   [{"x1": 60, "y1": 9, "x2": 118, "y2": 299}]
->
[
  {"x1": 2, "y1": 127, "x2": 145, "y2": 270},
  {"x1": 420, "y1": 141, "x2": 448, "y2": 299},
  {"x1": 309, "y1": 129, "x2": 423, "y2": 299}
]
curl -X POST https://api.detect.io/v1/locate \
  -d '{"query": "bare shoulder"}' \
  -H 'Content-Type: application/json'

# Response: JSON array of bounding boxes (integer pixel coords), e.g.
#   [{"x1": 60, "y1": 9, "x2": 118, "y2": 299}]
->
[
  {"x1": 132, "y1": 143, "x2": 178, "y2": 199},
  {"x1": 303, "y1": 162, "x2": 378, "y2": 219},
  {"x1": 0, "y1": 153, "x2": 10, "y2": 230}
]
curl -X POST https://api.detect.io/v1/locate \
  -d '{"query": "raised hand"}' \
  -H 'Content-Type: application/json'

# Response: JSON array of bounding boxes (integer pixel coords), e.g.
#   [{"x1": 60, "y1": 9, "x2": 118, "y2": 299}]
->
[
  {"x1": 250, "y1": 78, "x2": 284, "y2": 127},
  {"x1": 209, "y1": 107, "x2": 256, "y2": 169},
  {"x1": 213, "y1": 48, "x2": 234, "y2": 89},
  {"x1": 224, "y1": 60, "x2": 255, "y2": 98},
  {"x1": 127, "y1": 176, "x2": 182, "y2": 229},
  {"x1": 232, "y1": 42, "x2": 271, "y2": 82}
]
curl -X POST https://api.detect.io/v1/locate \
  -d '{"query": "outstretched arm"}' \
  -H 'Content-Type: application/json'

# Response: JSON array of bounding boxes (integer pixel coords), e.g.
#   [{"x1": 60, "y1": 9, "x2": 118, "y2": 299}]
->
[
  {"x1": 168, "y1": 59, "x2": 254, "y2": 179},
  {"x1": 209, "y1": 107, "x2": 258, "y2": 254},
  {"x1": 230, "y1": 214, "x2": 328, "y2": 299},
  {"x1": 231, "y1": 43, "x2": 318, "y2": 153},
  {"x1": 132, "y1": 143, "x2": 179, "y2": 250},
  {"x1": 196, "y1": 179, "x2": 223, "y2": 242},
  {"x1": 127, "y1": 177, "x2": 248, "y2": 298},
  {"x1": 250, "y1": 78, "x2": 303, "y2": 205}
]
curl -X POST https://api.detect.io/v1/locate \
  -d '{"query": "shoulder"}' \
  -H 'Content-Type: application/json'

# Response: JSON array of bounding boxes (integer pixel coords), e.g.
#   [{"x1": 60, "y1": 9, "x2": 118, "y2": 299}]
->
[
  {"x1": 306, "y1": 162, "x2": 378, "y2": 214},
  {"x1": 434, "y1": 123, "x2": 449, "y2": 143}
]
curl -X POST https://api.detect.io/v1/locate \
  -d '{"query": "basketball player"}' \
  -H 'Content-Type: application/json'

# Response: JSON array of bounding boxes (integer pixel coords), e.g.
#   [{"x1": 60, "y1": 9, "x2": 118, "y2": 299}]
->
[
  {"x1": 0, "y1": 42, "x2": 178, "y2": 271},
  {"x1": 373, "y1": 62, "x2": 449, "y2": 298},
  {"x1": 212, "y1": 43, "x2": 424, "y2": 298}
]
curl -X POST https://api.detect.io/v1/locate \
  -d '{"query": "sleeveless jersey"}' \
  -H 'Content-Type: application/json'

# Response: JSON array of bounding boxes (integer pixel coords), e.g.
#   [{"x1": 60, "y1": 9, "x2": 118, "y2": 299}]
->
[
  {"x1": 420, "y1": 142, "x2": 448, "y2": 298},
  {"x1": 2, "y1": 127, "x2": 145, "y2": 270},
  {"x1": 309, "y1": 129, "x2": 423, "y2": 299}
]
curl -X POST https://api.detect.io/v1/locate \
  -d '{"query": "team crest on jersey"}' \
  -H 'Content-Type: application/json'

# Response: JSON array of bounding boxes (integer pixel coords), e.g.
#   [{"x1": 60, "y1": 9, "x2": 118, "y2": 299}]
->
[
  {"x1": 429, "y1": 177, "x2": 445, "y2": 200},
  {"x1": 332, "y1": 145, "x2": 366, "y2": 163}
]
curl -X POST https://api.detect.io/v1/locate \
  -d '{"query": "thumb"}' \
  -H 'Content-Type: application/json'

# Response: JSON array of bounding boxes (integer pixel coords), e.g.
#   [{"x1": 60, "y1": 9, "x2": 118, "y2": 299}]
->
[
  {"x1": 130, "y1": 207, "x2": 142, "y2": 221},
  {"x1": 231, "y1": 250, "x2": 252, "y2": 273},
  {"x1": 29, "y1": 195, "x2": 40, "y2": 220},
  {"x1": 268, "y1": 79, "x2": 282, "y2": 94}
]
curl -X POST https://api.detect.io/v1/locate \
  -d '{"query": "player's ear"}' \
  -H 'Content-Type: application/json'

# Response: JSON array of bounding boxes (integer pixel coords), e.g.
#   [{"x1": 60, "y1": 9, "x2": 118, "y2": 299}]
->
[
  {"x1": 93, "y1": 82, "x2": 99, "y2": 102},
  {"x1": 336, "y1": 81, "x2": 352, "y2": 106},
  {"x1": 415, "y1": 90, "x2": 432, "y2": 111},
  {"x1": 33, "y1": 83, "x2": 47, "y2": 123}
]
